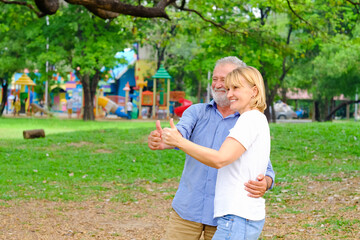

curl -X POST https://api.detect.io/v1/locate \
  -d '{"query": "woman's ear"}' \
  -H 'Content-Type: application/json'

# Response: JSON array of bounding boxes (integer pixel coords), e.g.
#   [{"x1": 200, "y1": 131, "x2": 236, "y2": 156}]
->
[{"x1": 252, "y1": 86, "x2": 259, "y2": 98}]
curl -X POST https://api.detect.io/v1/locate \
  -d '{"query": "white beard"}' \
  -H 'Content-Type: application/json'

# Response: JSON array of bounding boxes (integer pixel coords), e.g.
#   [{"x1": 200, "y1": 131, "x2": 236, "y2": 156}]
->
[{"x1": 211, "y1": 87, "x2": 230, "y2": 107}]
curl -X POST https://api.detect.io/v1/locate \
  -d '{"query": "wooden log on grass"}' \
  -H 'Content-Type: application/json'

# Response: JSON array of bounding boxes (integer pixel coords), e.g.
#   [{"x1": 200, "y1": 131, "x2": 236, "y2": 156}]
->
[{"x1": 23, "y1": 129, "x2": 45, "y2": 139}]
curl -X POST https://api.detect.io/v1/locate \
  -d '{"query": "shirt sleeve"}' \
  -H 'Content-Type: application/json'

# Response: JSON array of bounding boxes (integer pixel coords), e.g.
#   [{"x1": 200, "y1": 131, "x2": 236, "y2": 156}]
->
[
  {"x1": 228, "y1": 114, "x2": 257, "y2": 150},
  {"x1": 265, "y1": 159, "x2": 275, "y2": 190},
  {"x1": 176, "y1": 104, "x2": 203, "y2": 140}
]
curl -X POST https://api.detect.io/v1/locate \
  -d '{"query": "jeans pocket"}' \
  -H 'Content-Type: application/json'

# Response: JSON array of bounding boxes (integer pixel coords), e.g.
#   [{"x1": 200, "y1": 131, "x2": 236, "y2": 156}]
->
[{"x1": 216, "y1": 215, "x2": 234, "y2": 232}]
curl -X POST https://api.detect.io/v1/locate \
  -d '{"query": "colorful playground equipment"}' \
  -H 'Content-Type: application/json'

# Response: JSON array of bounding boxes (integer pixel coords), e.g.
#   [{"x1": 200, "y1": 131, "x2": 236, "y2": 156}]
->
[
  {"x1": 14, "y1": 73, "x2": 36, "y2": 114},
  {"x1": 174, "y1": 98, "x2": 193, "y2": 117},
  {"x1": 150, "y1": 65, "x2": 172, "y2": 119},
  {"x1": 97, "y1": 96, "x2": 128, "y2": 118},
  {"x1": 30, "y1": 103, "x2": 53, "y2": 116},
  {"x1": 6, "y1": 49, "x2": 191, "y2": 120}
]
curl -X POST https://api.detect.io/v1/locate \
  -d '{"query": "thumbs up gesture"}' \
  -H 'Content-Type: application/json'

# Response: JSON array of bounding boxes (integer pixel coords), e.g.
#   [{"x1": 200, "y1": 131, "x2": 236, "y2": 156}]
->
[
  {"x1": 163, "y1": 118, "x2": 182, "y2": 147},
  {"x1": 148, "y1": 120, "x2": 165, "y2": 150}
]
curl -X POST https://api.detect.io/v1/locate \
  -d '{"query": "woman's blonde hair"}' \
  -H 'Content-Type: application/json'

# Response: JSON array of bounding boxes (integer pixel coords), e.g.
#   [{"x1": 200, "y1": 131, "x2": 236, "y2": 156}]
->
[{"x1": 225, "y1": 66, "x2": 267, "y2": 113}]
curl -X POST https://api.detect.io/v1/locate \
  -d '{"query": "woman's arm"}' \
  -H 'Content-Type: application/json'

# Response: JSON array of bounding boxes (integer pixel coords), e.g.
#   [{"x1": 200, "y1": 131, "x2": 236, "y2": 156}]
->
[{"x1": 163, "y1": 119, "x2": 246, "y2": 169}]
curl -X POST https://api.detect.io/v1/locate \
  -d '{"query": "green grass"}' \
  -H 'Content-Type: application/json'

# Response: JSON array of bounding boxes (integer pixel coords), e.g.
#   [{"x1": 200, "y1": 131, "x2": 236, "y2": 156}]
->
[
  {"x1": 0, "y1": 118, "x2": 182, "y2": 201},
  {"x1": 0, "y1": 118, "x2": 359, "y2": 202},
  {"x1": 270, "y1": 121, "x2": 359, "y2": 182}
]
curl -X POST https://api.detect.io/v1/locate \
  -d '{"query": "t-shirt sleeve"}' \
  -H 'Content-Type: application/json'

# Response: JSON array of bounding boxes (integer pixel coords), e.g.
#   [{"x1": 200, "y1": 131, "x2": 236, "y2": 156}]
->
[{"x1": 227, "y1": 113, "x2": 258, "y2": 150}]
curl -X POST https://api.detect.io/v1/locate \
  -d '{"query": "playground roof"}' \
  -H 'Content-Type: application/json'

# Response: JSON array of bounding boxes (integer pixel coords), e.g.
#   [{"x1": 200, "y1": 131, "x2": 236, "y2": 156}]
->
[
  {"x1": 112, "y1": 49, "x2": 137, "y2": 80},
  {"x1": 152, "y1": 65, "x2": 172, "y2": 79},
  {"x1": 50, "y1": 84, "x2": 66, "y2": 91},
  {"x1": 135, "y1": 60, "x2": 156, "y2": 83},
  {"x1": 15, "y1": 74, "x2": 36, "y2": 86},
  {"x1": 117, "y1": 68, "x2": 136, "y2": 97}
]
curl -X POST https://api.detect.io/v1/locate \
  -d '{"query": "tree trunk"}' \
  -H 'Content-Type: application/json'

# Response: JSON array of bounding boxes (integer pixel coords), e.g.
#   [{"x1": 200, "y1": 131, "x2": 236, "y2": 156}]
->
[
  {"x1": 322, "y1": 98, "x2": 330, "y2": 121},
  {"x1": 79, "y1": 71, "x2": 100, "y2": 121},
  {"x1": 262, "y1": 73, "x2": 278, "y2": 123},
  {"x1": 80, "y1": 74, "x2": 94, "y2": 121},
  {"x1": 0, "y1": 78, "x2": 8, "y2": 117},
  {"x1": 281, "y1": 88, "x2": 288, "y2": 103},
  {"x1": 313, "y1": 100, "x2": 321, "y2": 122},
  {"x1": 265, "y1": 95, "x2": 276, "y2": 122}
]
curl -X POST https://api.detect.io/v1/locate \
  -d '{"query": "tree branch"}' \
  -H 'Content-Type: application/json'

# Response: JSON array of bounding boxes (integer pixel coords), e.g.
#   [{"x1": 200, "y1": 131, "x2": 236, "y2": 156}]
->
[
  {"x1": 345, "y1": 0, "x2": 360, "y2": 14},
  {"x1": 0, "y1": 0, "x2": 46, "y2": 17},
  {"x1": 325, "y1": 99, "x2": 360, "y2": 121},
  {"x1": 1, "y1": 0, "x2": 177, "y2": 19},
  {"x1": 84, "y1": 5, "x2": 119, "y2": 19},
  {"x1": 286, "y1": 0, "x2": 323, "y2": 33},
  {"x1": 65, "y1": 0, "x2": 175, "y2": 19},
  {"x1": 345, "y1": 0, "x2": 360, "y2": 5},
  {"x1": 173, "y1": 3, "x2": 239, "y2": 34}
]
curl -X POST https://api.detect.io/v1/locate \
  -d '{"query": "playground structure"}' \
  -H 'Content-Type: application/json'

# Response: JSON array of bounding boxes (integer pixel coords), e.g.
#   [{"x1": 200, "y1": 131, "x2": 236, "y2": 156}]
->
[
  {"x1": 14, "y1": 74, "x2": 36, "y2": 115},
  {"x1": 150, "y1": 65, "x2": 171, "y2": 119},
  {"x1": 4, "y1": 50, "x2": 192, "y2": 119},
  {"x1": 174, "y1": 98, "x2": 193, "y2": 117},
  {"x1": 5, "y1": 67, "x2": 191, "y2": 120},
  {"x1": 30, "y1": 103, "x2": 53, "y2": 116},
  {"x1": 97, "y1": 96, "x2": 128, "y2": 118}
]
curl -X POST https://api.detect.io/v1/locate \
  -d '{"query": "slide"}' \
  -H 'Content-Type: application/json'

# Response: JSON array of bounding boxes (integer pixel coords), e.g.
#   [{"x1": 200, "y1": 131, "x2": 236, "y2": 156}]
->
[
  {"x1": 30, "y1": 103, "x2": 53, "y2": 116},
  {"x1": 174, "y1": 98, "x2": 192, "y2": 117},
  {"x1": 98, "y1": 96, "x2": 128, "y2": 118}
]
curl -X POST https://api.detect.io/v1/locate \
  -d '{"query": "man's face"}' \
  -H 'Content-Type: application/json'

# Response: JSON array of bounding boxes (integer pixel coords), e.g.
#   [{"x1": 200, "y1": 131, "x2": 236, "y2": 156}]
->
[{"x1": 211, "y1": 63, "x2": 237, "y2": 107}]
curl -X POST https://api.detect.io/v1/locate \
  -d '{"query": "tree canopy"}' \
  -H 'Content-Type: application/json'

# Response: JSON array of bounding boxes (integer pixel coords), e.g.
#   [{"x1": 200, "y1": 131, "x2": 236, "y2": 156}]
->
[{"x1": 1, "y1": 0, "x2": 359, "y2": 121}]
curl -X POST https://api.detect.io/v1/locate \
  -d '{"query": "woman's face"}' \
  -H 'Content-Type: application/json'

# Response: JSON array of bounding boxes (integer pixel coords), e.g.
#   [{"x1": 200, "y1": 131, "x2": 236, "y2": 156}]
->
[{"x1": 227, "y1": 77, "x2": 255, "y2": 114}]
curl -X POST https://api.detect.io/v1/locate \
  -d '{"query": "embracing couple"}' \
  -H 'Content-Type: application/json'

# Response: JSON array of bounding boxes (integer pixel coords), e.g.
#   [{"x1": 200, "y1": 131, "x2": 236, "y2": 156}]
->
[{"x1": 148, "y1": 56, "x2": 275, "y2": 240}]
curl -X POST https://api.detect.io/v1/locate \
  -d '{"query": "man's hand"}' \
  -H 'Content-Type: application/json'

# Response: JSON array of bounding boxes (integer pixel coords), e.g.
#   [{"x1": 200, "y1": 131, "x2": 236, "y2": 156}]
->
[
  {"x1": 244, "y1": 174, "x2": 272, "y2": 198},
  {"x1": 148, "y1": 120, "x2": 173, "y2": 150}
]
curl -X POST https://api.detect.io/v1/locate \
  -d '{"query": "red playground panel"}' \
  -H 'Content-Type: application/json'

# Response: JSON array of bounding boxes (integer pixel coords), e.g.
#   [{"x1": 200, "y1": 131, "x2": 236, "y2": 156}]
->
[{"x1": 174, "y1": 98, "x2": 192, "y2": 117}]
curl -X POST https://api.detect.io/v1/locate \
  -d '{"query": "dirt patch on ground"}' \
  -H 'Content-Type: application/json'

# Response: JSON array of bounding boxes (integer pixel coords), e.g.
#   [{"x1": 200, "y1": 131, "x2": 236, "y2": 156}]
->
[
  {"x1": 1, "y1": 176, "x2": 359, "y2": 240},
  {"x1": 68, "y1": 141, "x2": 93, "y2": 148},
  {"x1": 94, "y1": 149, "x2": 113, "y2": 154}
]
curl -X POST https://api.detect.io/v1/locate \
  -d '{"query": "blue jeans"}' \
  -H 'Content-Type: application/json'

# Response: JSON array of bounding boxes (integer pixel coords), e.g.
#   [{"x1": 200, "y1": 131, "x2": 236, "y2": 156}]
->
[{"x1": 212, "y1": 215, "x2": 265, "y2": 240}]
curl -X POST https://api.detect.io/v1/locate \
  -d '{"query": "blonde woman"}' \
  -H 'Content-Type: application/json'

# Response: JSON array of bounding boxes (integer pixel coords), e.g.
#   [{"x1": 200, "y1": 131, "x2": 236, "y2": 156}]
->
[{"x1": 163, "y1": 66, "x2": 270, "y2": 240}]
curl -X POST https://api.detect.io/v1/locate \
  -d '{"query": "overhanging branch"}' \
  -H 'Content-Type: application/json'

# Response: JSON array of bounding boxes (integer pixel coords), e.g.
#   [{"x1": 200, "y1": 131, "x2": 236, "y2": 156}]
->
[
  {"x1": 286, "y1": 0, "x2": 323, "y2": 33},
  {"x1": 84, "y1": 5, "x2": 119, "y2": 19},
  {"x1": 64, "y1": 0, "x2": 175, "y2": 19},
  {"x1": 1, "y1": 0, "x2": 176, "y2": 19},
  {"x1": 0, "y1": 0, "x2": 46, "y2": 17},
  {"x1": 345, "y1": 0, "x2": 360, "y2": 5},
  {"x1": 173, "y1": 3, "x2": 239, "y2": 34},
  {"x1": 345, "y1": 0, "x2": 360, "y2": 14}
]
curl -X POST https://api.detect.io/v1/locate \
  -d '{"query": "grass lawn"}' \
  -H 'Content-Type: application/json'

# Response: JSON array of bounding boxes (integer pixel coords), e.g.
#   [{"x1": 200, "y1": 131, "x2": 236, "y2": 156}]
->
[
  {"x1": 0, "y1": 117, "x2": 359, "y2": 239},
  {"x1": 0, "y1": 118, "x2": 182, "y2": 202}
]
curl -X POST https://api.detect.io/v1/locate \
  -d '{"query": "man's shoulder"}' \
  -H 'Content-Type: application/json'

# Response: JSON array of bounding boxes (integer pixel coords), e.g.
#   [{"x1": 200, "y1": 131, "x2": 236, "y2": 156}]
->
[
  {"x1": 188, "y1": 102, "x2": 208, "y2": 109},
  {"x1": 183, "y1": 103, "x2": 212, "y2": 116}
]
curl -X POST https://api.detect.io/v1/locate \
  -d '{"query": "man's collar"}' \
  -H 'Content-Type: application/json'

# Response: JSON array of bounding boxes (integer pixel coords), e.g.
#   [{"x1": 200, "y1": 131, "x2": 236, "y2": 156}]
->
[
  {"x1": 206, "y1": 100, "x2": 240, "y2": 116},
  {"x1": 206, "y1": 100, "x2": 216, "y2": 109}
]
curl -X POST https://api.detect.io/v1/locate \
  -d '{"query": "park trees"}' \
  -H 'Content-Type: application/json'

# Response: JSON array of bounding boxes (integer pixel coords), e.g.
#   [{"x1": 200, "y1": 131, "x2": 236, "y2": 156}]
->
[
  {"x1": 284, "y1": 0, "x2": 360, "y2": 121},
  {"x1": 34, "y1": 5, "x2": 134, "y2": 120},
  {"x1": 290, "y1": 32, "x2": 360, "y2": 121},
  {"x1": 1, "y1": 0, "x2": 358, "y2": 121},
  {"x1": 0, "y1": 5, "x2": 37, "y2": 116}
]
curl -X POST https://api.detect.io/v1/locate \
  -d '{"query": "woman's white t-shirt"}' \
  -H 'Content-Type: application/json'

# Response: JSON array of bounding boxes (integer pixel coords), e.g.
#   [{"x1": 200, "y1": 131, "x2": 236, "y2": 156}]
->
[{"x1": 214, "y1": 110, "x2": 270, "y2": 221}]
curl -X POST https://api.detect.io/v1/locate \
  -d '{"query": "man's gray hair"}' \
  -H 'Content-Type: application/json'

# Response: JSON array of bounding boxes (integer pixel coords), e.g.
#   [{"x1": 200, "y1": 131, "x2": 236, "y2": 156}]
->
[{"x1": 215, "y1": 56, "x2": 246, "y2": 68}]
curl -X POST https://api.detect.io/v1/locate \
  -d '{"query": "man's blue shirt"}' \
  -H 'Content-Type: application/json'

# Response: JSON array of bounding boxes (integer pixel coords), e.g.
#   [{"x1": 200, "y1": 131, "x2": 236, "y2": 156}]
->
[{"x1": 172, "y1": 101, "x2": 275, "y2": 226}]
